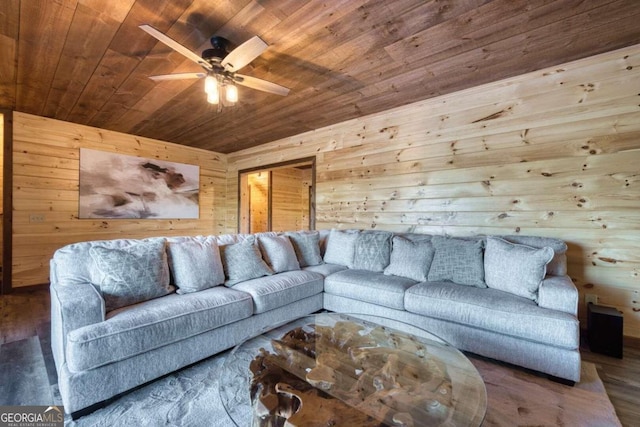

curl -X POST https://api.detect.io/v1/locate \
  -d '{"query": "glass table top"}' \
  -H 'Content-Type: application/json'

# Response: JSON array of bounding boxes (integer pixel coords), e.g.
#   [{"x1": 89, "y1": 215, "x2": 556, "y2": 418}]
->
[{"x1": 220, "y1": 312, "x2": 486, "y2": 426}]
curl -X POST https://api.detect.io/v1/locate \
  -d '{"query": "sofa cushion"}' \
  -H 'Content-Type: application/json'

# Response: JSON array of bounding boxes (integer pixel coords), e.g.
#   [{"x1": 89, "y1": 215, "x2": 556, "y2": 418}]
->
[
  {"x1": 65, "y1": 286, "x2": 253, "y2": 372},
  {"x1": 303, "y1": 263, "x2": 348, "y2": 277},
  {"x1": 324, "y1": 269, "x2": 418, "y2": 310},
  {"x1": 231, "y1": 271, "x2": 324, "y2": 314},
  {"x1": 323, "y1": 229, "x2": 359, "y2": 267},
  {"x1": 384, "y1": 236, "x2": 435, "y2": 282},
  {"x1": 404, "y1": 282, "x2": 579, "y2": 348},
  {"x1": 428, "y1": 236, "x2": 486, "y2": 288},
  {"x1": 167, "y1": 238, "x2": 225, "y2": 294},
  {"x1": 499, "y1": 234, "x2": 568, "y2": 276},
  {"x1": 220, "y1": 236, "x2": 274, "y2": 286},
  {"x1": 394, "y1": 233, "x2": 432, "y2": 242},
  {"x1": 258, "y1": 235, "x2": 300, "y2": 273},
  {"x1": 352, "y1": 231, "x2": 392, "y2": 272},
  {"x1": 484, "y1": 236, "x2": 554, "y2": 302},
  {"x1": 285, "y1": 231, "x2": 323, "y2": 267},
  {"x1": 89, "y1": 240, "x2": 173, "y2": 311}
]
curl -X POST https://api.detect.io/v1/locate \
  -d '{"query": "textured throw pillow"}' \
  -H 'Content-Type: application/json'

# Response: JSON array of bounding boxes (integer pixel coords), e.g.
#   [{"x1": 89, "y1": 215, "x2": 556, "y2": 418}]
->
[
  {"x1": 384, "y1": 236, "x2": 435, "y2": 282},
  {"x1": 499, "y1": 235, "x2": 568, "y2": 276},
  {"x1": 89, "y1": 240, "x2": 173, "y2": 311},
  {"x1": 258, "y1": 235, "x2": 300, "y2": 273},
  {"x1": 285, "y1": 231, "x2": 323, "y2": 267},
  {"x1": 428, "y1": 236, "x2": 486, "y2": 287},
  {"x1": 167, "y1": 239, "x2": 225, "y2": 294},
  {"x1": 323, "y1": 229, "x2": 359, "y2": 267},
  {"x1": 484, "y1": 236, "x2": 554, "y2": 301},
  {"x1": 352, "y1": 231, "x2": 392, "y2": 272},
  {"x1": 220, "y1": 236, "x2": 274, "y2": 286}
]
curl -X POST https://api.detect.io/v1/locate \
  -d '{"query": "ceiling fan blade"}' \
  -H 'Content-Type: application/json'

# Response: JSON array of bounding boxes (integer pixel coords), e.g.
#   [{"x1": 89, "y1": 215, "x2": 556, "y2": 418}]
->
[
  {"x1": 139, "y1": 24, "x2": 211, "y2": 70},
  {"x1": 236, "y1": 74, "x2": 290, "y2": 96},
  {"x1": 221, "y1": 36, "x2": 268, "y2": 72},
  {"x1": 148, "y1": 72, "x2": 207, "y2": 82}
]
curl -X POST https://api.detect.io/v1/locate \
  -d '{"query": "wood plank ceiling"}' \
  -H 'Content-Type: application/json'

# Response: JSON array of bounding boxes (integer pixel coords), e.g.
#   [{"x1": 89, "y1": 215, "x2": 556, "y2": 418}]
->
[{"x1": 2, "y1": 0, "x2": 640, "y2": 154}]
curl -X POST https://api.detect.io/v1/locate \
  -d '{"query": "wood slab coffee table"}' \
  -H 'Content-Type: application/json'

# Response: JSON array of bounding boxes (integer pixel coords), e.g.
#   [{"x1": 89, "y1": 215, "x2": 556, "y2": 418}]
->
[{"x1": 220, "y1": 312, "x2": 486, "y2": 426}]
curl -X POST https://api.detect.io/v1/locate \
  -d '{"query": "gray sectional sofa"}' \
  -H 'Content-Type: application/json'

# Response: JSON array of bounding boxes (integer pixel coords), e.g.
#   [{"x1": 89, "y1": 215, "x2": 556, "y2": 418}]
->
[{"x1": 50, "y1": 229, "x2": 580, "y2": 417}]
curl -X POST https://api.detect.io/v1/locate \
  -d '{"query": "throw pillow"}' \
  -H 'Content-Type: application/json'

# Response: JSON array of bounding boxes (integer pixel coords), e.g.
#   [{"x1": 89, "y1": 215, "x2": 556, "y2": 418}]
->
[
  {"x1": 484, "y1": 236, "x2": 554, "y2": 301},
  {"x1": 167, "y1": 239, "x2": 225, "y2": 294},
  {"x1": 352, "y1": 231, "x2": 392, "y2": 272},
  {"x1": 220, "y1": 236, "x2": 274, "y2": 286},
  {"x1": 499, "y1": 235, "x2": 568, "y2": 276},
  {"x1": 284, "y1": 231, "x2": 323, "y2": 267},
  {"x1": 323, "y1": 229, "x2": 359, "y2": 267},
  {"x1": 428, "y1": 236, "x2": 486, "y2": 288},
  {"x1": 89, "y1": 240, "x2": 173, "y2": 311},
  {"x1": 258, "y1": 235, "x2": 301, "y2": 273},
  {"x1": 384, "y1": 236, "x2": 435, "y2": 282}
]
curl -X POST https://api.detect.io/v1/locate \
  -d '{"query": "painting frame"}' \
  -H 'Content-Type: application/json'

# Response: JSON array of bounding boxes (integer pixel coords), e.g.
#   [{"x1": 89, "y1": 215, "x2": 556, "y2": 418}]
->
[{"x1": 79, "y1": 148, "x2": 200, "y2": 219}]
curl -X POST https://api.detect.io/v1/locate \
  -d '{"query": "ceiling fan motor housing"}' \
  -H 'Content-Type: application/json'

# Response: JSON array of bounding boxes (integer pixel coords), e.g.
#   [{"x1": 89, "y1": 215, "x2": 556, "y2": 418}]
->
[{"x1": 202, "y1": 36, "x2": 231, "y2": 63}]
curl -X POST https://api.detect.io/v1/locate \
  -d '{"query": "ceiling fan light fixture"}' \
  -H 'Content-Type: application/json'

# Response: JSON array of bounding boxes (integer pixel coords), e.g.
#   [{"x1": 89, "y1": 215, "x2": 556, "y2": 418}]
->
[
  {"x1": 140, "y1": 25, "x2": 289, "y2": 109},
  {"x1": 226, "y1": 84, "x2": 238, "y2": 103},
  {"x1": 207, "y1": 89, "x2": 219, "y2": 105},
  {"x1": 204, "y1": 75, "x2": 217, "y2": 95}
]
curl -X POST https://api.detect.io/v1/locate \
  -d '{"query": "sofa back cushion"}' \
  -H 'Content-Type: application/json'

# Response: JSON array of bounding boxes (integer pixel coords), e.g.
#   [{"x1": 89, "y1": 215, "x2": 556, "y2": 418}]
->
[
  {"x1": 323, "y1": 229, "x2": 359, "y2": 267},
  {"x1": 428, "y1": 236, "x2": 486, "y2": 288},
  {"x1": 167, "y1": 238, "x2": 225, "y2": 294},
  {"x1": 284, "y1": 231, "x2": 323, "y2": 267},
  {"x1": 384, "y1": 236, "x2": 435, "y2": 282},
  {"x1": 52, "y1": 237, "x2": 165, "y2": 286},
  {"x1": 89, "y1": 239, "x2": 173, "y2": 311},
  {"x1": 351, "y1": 231, "x2": 392, "y2": 272},
  {"x1": 484, "y1": 236, "x2": 554, "y2": 302},
  {"x1": 220, "y1": 236, "x2": 274, "y2": 286},
  {"x1": 498, "y1": 235, "x2": 568, "y2": 276},
  {"x1": 258, "y1": 235, "x2": 300, "y2": 273}
]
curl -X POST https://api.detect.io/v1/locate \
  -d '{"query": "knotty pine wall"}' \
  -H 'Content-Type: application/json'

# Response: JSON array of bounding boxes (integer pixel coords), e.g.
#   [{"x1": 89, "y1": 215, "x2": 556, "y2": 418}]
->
[
  {"x1": 12, "y1": 112, "x2": 227, "y2": 288},
  {"x1": 0, "y1": 114, "x2": 4, "y2": 269},
  {"x1": 227, "y1": 45, "x2": 640, "y2": 338},
  {"x1": 272, "y1": 168, "x2": 311, "y2": 232},
  {"x1": 247, "y1": 172, "x2": 269, "y2": 233}
]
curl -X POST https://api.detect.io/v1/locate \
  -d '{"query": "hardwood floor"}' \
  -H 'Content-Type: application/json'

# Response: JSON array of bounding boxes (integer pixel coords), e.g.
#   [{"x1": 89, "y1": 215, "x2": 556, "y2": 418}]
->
[
  {"x1": 581, "y1": 343, "x2": 640, "y2": 427},
  {"x1": 1, "y1": 287, "x2": 639, "y2": 426},
  {"x1": 0, "y1": 286, "x2": 50, "y2": 345}
]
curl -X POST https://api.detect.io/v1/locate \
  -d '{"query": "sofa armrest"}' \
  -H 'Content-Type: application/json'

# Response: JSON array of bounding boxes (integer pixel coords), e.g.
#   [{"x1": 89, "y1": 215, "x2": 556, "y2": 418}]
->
[
  {"x1": 50, "y1": 282, "x2": 105, "y2": 372},
  {"x1": 538, "y1": 276, "x2": 579, "y2": 315}
]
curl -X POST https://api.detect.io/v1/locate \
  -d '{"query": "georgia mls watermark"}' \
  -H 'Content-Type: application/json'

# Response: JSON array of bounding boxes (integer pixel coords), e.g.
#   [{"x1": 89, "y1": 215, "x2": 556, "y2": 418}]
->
[{"x1": 0, "y1": 406, "x2": 63, "y2": 427}]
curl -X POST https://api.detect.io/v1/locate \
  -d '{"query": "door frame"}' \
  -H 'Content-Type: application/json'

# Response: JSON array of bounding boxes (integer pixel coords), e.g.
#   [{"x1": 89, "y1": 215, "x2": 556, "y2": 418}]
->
[
  {"x1": 1, "y1": 110, "x2": 13, "y2": 294},
  {"x1": 237, "y1": 156, "x2": 316, "y2": 232}
]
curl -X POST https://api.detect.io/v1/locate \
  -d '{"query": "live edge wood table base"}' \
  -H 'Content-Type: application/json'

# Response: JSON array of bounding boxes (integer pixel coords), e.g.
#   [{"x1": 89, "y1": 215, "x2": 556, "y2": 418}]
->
[{"x1": 220, "y1": 313, "x2": 486, "y2": 426}]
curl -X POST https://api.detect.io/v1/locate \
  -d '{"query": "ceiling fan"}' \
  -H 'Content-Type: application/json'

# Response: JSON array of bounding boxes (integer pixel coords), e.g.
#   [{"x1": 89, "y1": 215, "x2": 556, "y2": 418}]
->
[{"x1": 139, "y1": 24, "x2": 289, "y2": 109}]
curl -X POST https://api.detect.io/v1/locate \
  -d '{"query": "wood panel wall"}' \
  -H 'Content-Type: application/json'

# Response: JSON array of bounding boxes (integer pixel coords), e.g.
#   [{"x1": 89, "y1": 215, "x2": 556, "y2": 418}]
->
[
  {"x1": 227, "y1": 45, "x2": 640, "y2": 338},
  {"x1": 247, "y1": 172, "x2": 269, "y2": 233},
  {"x1": 0, "y1": 114, "x2": 4, "y2": 270},
  {"x1": 272, "y1": 168, "x2": 310, "y2": 232},
  {"x1": 11, "y1": 112, "x2": 227, "y2": 288}
]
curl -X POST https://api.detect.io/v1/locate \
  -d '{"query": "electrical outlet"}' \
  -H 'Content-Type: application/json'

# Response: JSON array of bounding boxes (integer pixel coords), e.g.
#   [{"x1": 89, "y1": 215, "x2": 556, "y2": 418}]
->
[
  {"x1": 585, "y1": 294, "x2": 598, "y2": 305},
  {"x1": 29, "y1": 214, "x2": 45, "y2": 223}
]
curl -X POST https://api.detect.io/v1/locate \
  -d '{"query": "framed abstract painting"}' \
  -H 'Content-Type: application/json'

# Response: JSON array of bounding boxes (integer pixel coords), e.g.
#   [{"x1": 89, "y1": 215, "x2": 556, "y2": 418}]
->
[{"x1": 79, "y1": 148, "x2": 200, "y2": 219}]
